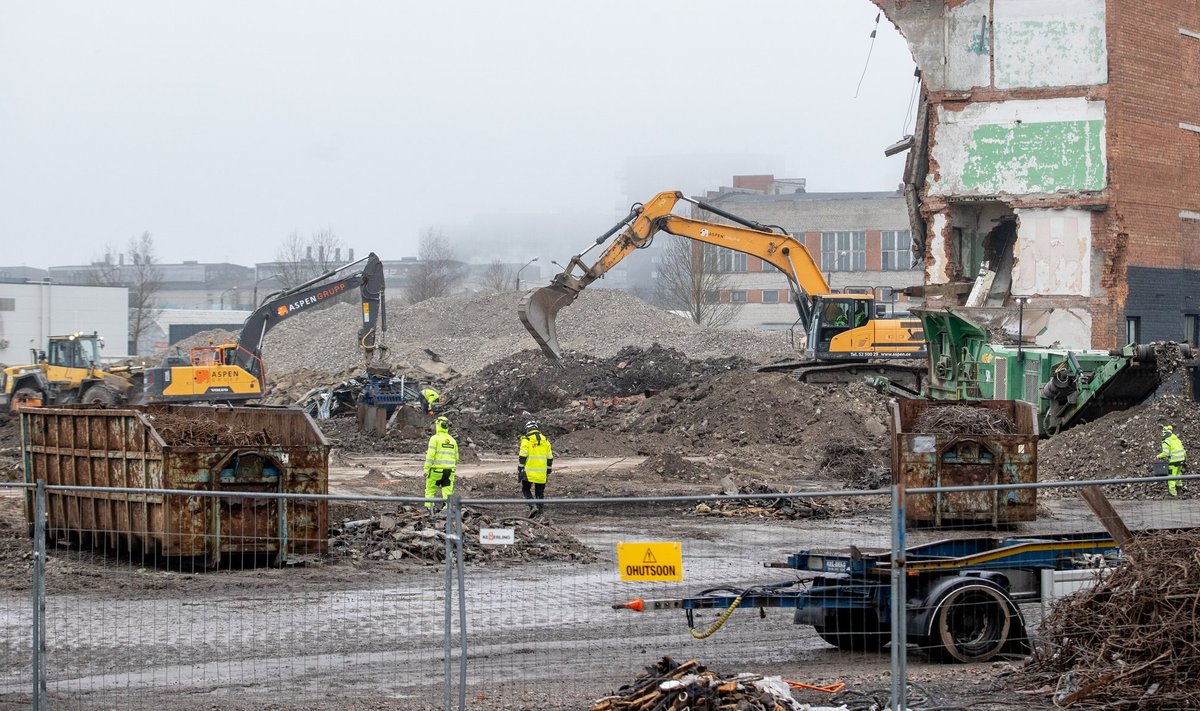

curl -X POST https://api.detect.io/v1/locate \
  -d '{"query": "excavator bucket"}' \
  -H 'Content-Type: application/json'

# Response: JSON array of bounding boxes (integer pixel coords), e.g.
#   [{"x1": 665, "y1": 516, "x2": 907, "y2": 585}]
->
[{"x1": 518, "y1": 283, "x2": 580, "y2": 359}]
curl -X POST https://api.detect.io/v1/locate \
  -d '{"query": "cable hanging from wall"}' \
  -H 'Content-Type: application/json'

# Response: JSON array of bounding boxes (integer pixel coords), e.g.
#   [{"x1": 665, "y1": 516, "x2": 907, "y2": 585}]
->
[{"x1": 853, "y1": 12, "x2": 882, "y2": 99}]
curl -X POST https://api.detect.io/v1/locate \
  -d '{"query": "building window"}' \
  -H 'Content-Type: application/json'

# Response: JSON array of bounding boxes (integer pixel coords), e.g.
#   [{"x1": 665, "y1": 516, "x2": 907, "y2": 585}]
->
[
  {"x1": 0, "y1": 298, "x2": 14, "y2": 311},
  {"x1": 703, "y1": 290, "x2": 720, "y2": 304},
  {"x1": 881, "y1": 230, "x2": 914, "y2": 270},
  {"x1": 730, "y1": 290, "x2": 747, "y2": 303},
  {"x1": 1126, "y1": 316, "x2": 1141, "y2": 345},
  {"x1": 716, "y1": 249, "x2": 748, "y2": 273},
  {"x1": 762, "y1": 289, "x2": 779, "y2": 304},
  {"x1": 820, "y1": 231, "x2": 866, "y2": 272},
  {"x1": 1186, "y1": 314, "x2": 1200, "y2": 345}
]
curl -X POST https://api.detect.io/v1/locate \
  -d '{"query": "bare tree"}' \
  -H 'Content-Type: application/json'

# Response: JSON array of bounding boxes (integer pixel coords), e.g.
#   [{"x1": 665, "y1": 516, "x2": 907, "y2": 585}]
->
[
  {"x1": 478, "y1": 259, "x2": 517, "y2": 293},
  {"x1": 654, "y1": 235, "x2": 741, "y2": 328},
  {"x1": 404, "y1": 229, "x2": 465, "y2": 303},
  {"x1": 273, "y1": 227, "x2": 344, "y2": 289},
  {"x1": 90, "y1": 232, "x2": 163, "y2": 354}
]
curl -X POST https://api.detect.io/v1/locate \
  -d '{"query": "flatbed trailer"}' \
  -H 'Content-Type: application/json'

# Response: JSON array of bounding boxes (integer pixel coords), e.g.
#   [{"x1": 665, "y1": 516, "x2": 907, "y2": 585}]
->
[{"x1": 618, "y1": 529, "x2": 1144, "y2": 663}]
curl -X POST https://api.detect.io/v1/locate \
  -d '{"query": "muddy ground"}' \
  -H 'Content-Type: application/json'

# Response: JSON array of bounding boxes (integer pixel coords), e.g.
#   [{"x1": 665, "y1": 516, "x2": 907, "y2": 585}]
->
[
  {"x1": 4, "y1": 441, "x2": 1198, "y2": 710},
  {"x1": 1, "y1": 349, "x2": 1197, "y2": 709}
]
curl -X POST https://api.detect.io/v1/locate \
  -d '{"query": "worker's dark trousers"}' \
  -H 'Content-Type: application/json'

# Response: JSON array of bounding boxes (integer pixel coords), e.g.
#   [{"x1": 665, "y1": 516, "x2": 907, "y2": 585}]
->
[{"x1": 521, "y1": 481, "x2": 546, "y2": 514}]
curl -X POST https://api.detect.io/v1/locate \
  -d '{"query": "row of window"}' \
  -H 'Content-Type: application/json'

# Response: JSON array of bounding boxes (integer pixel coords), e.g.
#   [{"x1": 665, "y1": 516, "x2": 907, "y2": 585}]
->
[
  {"x1": 1126, "y1": 315, "x2": 1200, "y2": 345},
  {"x1": 703, "y1": 230, "x2": 915, "y2": 273}
]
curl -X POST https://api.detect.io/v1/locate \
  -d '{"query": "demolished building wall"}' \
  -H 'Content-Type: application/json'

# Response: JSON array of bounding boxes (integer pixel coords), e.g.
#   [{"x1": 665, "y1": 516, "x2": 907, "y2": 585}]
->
[{"x1": 874, "y1": 0, "x2": 1200, "y2": 349}]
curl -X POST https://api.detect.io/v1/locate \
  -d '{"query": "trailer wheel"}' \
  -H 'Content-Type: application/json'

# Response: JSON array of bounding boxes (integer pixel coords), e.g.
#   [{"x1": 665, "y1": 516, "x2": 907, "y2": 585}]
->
[
  {"x1": 931, "y1": 585, "x2": 1012, "y2": 663},
  {"x1": 814, "y1": 609, "x2": 890, "y2": 652}
]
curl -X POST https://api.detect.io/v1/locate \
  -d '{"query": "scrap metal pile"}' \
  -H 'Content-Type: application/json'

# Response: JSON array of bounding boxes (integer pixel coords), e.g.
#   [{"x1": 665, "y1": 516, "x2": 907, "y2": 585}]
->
[
  {"x1": 590, "y1": 657, "x2": 804, "y2": 711},
  {"x1": 329, "y1": 504, "x2": 597, "y2": 564},
  {"x1": 1017, "y1": 530, "x2": 1200, "y2": 708},
  {"x1": 913, "y1": 405, "x2": 1017, "y2": 435},
  {"x1": 146, "y1": 411, "x2": 273, "y2": 446}
]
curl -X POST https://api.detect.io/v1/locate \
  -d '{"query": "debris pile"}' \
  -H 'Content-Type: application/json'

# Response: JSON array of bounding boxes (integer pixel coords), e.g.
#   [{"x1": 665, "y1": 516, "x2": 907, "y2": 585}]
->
[
  {"x1": 591, "y1": 657, "x2": 803, "y2": 711},
  {"x1": 1017, "y1": 530, "x2": 1200, "y2": 708},
  {"x1": 634, "y1": 452, "x2": 715, "y2": 483},
  {"x1": 260, "y1": 289, "x2": 790, "y2": 376},
  {"x1": 818, "y1": 440, "x2": 889, "y2": 489},
  {"x1": 622, "y1": 372, "x2": 890, "y2": 453},
  {"x1": 1039, "y1": 394, "x2": 1200, "y2": 497},
  {"x1": 913, "y1": 405, "x2": 1016, "y2": 435},
  {"x1": 329, "y1": 504, "x2": 597, "y2": 564},
  {"x1": 452, "y1": 344, "x2": 745, "y2": 414},
  {"x1": 694, "y1": 480, "x2": 836, "y2": 520},
  {"x1": 147, "y1": 411, "x2": 272, "y2": 446}
]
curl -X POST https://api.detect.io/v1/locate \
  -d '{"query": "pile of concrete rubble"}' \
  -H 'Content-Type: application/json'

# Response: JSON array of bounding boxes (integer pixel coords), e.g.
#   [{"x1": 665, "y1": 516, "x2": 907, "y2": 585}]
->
[
  {"x1": 259, "y1": 289, "x2": 791, "y2": 376},
  {"x1": 328, "y1": 504, "x2": 597, "y2": 564}
]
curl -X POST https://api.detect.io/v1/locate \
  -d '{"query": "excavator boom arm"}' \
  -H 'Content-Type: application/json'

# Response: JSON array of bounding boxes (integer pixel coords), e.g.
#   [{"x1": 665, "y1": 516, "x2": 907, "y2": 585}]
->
[
  {"x1": 520, "y1": 191, "x2": 828, "y2": 358},
  {"x1": 233, "y1": 252, "x2": 387, "y2": 374}
]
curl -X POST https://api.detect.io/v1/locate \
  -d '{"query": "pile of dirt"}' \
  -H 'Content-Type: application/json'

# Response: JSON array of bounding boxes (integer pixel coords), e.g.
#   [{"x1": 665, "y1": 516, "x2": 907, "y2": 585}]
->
[
  {"x1": 329, "y1": 504, "x2": 597, "y2": 564},
  {"x1": 1038, "y1": 394, "x2": 1200, "y2": 497},
  {"x1": 614, "y1": 372, "x2": 891, "y2": 457},
  {"x1": 1016, "y1": 530, "x2": 1200, "y2": 708},
  {"x1": 260, "y1": 289, "x2": 791, "y2": 376},
  {"x1": 633, "y1": 452, "x2": 715, "y2": 483},
  {"x1": 446, "y1": 345, "x2": 748, "y2": 448}
]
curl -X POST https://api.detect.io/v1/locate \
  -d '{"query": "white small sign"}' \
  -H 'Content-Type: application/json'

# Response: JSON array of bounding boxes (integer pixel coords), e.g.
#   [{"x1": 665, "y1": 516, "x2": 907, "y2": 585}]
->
[{"x1": 479, "y1": 528, "x2": 515, "y2": 546}]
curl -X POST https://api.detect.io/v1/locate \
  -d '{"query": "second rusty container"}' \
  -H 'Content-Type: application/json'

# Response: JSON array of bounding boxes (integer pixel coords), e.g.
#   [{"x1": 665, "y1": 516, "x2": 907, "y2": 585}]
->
[{"x1": 890, "y1": 398, "x2": 1038, "y2": 527}]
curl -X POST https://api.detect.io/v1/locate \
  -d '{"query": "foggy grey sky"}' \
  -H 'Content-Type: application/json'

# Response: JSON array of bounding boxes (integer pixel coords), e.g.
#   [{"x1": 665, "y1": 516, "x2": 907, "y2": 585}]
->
[{"x1": 0, "y1": 1, "x2": 917, "y2": 269}]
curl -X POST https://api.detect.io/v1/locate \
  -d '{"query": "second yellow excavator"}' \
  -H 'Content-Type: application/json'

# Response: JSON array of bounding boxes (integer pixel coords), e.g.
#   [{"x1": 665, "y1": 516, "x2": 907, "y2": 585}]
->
[{"x1": 519, "y1": 191, "x2": 926, "y2": 386}]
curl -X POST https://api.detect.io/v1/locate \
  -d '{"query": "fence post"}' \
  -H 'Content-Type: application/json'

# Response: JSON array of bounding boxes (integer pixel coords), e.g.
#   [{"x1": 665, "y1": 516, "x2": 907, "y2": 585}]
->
[
  {"x1": 31, "y1": 480, "x2": 47, "y2": 711},
  {"x1": 452, "y1": 496, "x2": 468, "y2": 711},
  {"x1": 889, "y1": 478, "x2": 907, "y2": 711},
  {"x1": 442, "y1": 500, "x2": 454, "y2": 711}
]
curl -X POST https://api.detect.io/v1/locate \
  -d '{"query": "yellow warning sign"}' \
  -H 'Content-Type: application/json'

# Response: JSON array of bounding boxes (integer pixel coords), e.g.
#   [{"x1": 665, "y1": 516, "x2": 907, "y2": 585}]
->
[{"x1": 617, "y1": 542, "x2": 683, "y2": 581}]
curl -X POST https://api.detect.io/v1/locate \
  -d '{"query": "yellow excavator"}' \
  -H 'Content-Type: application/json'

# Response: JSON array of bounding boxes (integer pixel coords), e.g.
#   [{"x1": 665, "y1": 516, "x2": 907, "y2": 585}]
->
[
  {"x1": 519, "y1": 191, "x2": 926, "y2": 386},
  {"x1": 142, "y1": 252, "x2": 387, "y2": 402}
]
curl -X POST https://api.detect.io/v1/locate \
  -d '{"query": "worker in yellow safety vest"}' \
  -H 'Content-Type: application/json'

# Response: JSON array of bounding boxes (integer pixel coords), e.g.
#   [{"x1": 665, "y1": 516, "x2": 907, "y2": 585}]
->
[
  {"x1": 424, "y1": 416, "x2": 459, "y2": 510},
  {"x1": 517, "y1": 420, "x2": 554, "y2": 518},
  {"x1": 1159, "y1": 424, "x2": 1187, "y2": 496},
  {"x1": 421, "y1": 387, "x2": 442, "y2": 416}
]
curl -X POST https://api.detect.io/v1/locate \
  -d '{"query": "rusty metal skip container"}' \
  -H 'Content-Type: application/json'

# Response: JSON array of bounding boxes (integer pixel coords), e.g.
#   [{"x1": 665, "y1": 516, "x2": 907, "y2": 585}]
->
[
  {"x1": 20, "y1": 404, "x2": 329, "y2": 566},
  {"x1": 890, "y1": 398, "x2": 1039, "y2": 527}
]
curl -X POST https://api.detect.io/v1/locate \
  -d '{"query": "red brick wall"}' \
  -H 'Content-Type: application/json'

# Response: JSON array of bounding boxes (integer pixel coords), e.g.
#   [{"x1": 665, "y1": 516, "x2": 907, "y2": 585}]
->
[
  {"x1": 732, "y1": 175, "x2": 773, "y2": 192},
  {"x1": 866, "y1": 231, "x2": 882, "y2": 271},
  {"x1": 1107, "y1": 1, "x2": 1200, "y2": 269}
]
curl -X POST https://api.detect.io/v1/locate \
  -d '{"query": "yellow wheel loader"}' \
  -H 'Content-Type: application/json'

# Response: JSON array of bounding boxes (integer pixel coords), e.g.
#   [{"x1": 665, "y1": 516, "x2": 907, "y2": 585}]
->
[{"x1": 1, "y1": 332, "x2": 145, "y2": 411}]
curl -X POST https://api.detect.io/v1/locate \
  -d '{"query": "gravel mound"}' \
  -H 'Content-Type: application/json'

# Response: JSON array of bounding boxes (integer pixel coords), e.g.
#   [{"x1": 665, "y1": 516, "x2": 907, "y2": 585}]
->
[{"x1": 260, "y1": 289, "x2": 791, "y2": 375}]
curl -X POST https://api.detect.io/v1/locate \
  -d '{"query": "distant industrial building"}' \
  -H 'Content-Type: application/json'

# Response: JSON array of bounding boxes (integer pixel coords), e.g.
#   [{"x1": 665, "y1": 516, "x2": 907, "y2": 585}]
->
[{"x1": 0, "y1": 281, "x2": 129, "y2": 363}]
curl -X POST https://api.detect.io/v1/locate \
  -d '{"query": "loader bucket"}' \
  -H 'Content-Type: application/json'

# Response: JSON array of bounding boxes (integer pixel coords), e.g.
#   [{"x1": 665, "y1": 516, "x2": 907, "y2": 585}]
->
[{"x1": 519, "y1": 283, "x2": 580, "y2": 359}]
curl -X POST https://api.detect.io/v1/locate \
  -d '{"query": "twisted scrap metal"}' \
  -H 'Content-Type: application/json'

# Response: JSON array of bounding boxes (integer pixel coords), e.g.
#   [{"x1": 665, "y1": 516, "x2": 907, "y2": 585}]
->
[
  {"x1": 150, "y1": 412, "x2": 273, "y2": 447},
  {"x1": 1017, "y1": 530, "x2": 1200, "y2": 708},
  {"x1": 914, "y1": 405, "x2": 1016, "y2": 435}
]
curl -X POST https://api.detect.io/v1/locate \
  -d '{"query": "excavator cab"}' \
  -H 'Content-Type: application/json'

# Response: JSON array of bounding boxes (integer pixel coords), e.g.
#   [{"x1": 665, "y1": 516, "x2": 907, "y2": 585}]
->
[{"x1": 807, "y1": 295, "x2": 875, "y2": 360}]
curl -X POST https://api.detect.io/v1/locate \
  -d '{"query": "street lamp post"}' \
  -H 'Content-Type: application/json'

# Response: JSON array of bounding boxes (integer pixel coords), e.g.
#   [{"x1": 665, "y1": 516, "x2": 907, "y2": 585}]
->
[
  {"x1": 253, "y1": 275, "x2": 283, "y2": 307},
  {"x1": 219, "y1": 286, "x2": 239, "y2": 310},
  {"x1": 515, "y1": 257, "x2": 539, "y2": 291}
]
